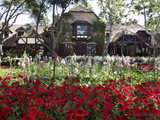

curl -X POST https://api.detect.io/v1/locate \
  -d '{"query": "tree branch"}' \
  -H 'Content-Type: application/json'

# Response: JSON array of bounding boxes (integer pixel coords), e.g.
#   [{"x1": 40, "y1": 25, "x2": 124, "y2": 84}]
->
[
  {"x1": 4, "y1": 0, "x2": 13, "y2": 27},
  {"x1": 9, "y1": 11, "x2": 25, "y2": 27},
  {"x1": 7, "y1": 1, "x2": 25, "y2": 24}
]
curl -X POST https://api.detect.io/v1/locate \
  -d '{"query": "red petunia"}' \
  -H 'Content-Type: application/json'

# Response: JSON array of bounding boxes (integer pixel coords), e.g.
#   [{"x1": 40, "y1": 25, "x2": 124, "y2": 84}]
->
[
  {"x1": 37, "y1": 111, "x2": 45, "y2": 119},
  {"x1": 18, "y1": 74, "x2": 25, "y2": 78},
  {"x1": 34, "y1": 98, "x2": 44, "y2": 105}
]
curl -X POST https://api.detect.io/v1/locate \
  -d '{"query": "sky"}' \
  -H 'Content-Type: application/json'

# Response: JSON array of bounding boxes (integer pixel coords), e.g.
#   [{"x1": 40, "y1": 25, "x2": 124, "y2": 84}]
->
[{"x1": 0, "y1": 0, "x2": 144, "y2": 26}]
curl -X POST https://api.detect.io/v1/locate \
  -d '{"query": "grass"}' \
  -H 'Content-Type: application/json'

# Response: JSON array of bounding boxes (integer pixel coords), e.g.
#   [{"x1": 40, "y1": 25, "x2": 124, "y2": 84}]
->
[
  {"x1": 1, "y1": 62, "x2": 160, "y2": 87},
  {"x1": 1, "y1": 55, "x2": 160, "y2": 86},
  {"x1": 0, "y1": 67, "x2": 21, "y2": 78}
]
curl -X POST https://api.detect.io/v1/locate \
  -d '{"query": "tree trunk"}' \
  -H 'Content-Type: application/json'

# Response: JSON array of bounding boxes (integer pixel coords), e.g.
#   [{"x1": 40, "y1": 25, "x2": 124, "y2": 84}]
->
[
  {"x1": 103, "y1": 23, "x2": 112, "y2": 56},
  {"x1": 50, "y1": 4, "x2": 56, "y2": 53},
  {"x1": 52, "y1": 4, "x2": 55, "y2": 26},
  {"x1": 143, "y1": 5, "x2": 147, "y2": 29},
  {"x1": 0, "y1": 33, "x2": 3, "y2": 58},
  {"x1": 50, "y1": 32, "x2": 56, "y2": 51}
]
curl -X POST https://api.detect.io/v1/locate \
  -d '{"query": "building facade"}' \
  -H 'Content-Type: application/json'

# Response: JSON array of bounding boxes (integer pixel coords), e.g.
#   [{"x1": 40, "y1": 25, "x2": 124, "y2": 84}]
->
[
  {"x1": 106, "y1": 24, "x2": 156, "y2": 56},
  {"x1": 2, "y1": 6, "x2": 105, "y2": 57}
]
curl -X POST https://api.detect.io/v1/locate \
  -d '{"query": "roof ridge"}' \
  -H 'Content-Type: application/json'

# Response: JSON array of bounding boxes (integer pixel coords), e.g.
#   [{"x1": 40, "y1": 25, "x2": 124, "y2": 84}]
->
[{"x1": 70, "y1": 5, "x2": 92, "y2": 13}]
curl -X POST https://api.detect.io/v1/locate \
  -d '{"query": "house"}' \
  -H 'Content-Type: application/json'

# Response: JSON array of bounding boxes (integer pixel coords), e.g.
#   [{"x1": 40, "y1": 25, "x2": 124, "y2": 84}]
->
[
  {"x1": 2, "y1": 25, "x2": 45, "y2": 57},
  {"x1": 58, "y1": 5, "x2": 105, "y2": 56},
  {"x1": 106, "y1": 24, "x2": 153, "y2": 56},
  {"x1": 2, "y1": 6, "x2": 105, "y2": 57}
]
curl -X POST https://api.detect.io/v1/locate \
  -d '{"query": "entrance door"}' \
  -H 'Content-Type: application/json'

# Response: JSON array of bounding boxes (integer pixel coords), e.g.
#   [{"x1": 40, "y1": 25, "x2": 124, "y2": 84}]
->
[
  {"x1": 87, "y1": 44, "x2": 96, "y2": 55},
  {"x1": 127, "y1": 45, "x2": 136, "y2": 56}
]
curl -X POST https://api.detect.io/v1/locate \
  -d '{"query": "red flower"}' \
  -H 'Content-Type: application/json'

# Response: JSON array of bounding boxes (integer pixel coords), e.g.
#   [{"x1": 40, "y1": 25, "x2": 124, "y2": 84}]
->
[
  {"x1": 35, "y1": 79, "x2": 42, "y2": 86},
  {"x1": 50, "y1": 77, "x2": 54, "y2": 81},
  {"x1": 0, "y1": 106, "x2": 11, "y2": 117},
  {"x1": 65, "y1": 110, "x2": 74, "y2": 120},
  {"x1": 37, "y1": 111, "x2": 45, "y2": 119},
  {"x1": 65, "y1": 76, "x2": 69, "y2": 80},
  {"x1": 1, "y1": 80, "x2": 7, "y2": 86},
  {"x1": 18, "y1": 74, "x2": 25, "y2": 78},
  {"x1": 4, "y1": 74, "x2": 11, "y2": 81},
  {"x1": 20, "y1": 117, "x2": 26, "y2": 120},
  {"x1": 73, "y1": 108, "x2": 88, "y2": 120},
  {"x1": 45, "y1": 102, "x2": 55, "y2": 109},
  {"x1": 34, "y1": 98, "x2": 44, "y2": 105}
]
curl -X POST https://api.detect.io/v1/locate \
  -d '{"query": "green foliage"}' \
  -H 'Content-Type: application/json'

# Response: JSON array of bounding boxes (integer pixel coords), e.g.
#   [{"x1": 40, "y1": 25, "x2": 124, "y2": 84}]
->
[
  {"x1": 75, "y1": 2, "x2": 94, "y2": 11},
  {"x1": 98, "y1": 0, "x2": 126, "y2": 24},
  {"x1": 91, "y1": 20, "x2": 105, "y2": 46},
  {"x1": 131, "y1": 0, "x2": 160, "y2": 29},
  {"x1": 58, "y1": 22, "x2": 72, "y2": 42},
  {"x1": 47, "y1": 0, "x2": 84, "y2": 8},
  {"x1": 1, "y1": 56, "x2": 160, "y2": 86},
  {"x1": 92, "y1": 20, "x2": 105, "y2": 33}
]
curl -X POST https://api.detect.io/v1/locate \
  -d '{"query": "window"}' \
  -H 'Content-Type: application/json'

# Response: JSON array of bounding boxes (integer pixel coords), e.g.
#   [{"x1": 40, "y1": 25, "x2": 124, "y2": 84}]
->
[
  {"x1": 72, "y1": 21, "x2": 90, "y2": 39},
  {"x1": 106, "y1": 33, "x2": 110, "y2": 39},
  {"x1": 77, "y1": 25, "x2": 88, "y2": 35},
  {"x1": 87, "y1": 44, "x2": 96, "y2": 55},
  {"x1": 4, "y1": 31, "x2": 9, "y2": 38},
  {"x1": 18, "y1": 39, "x2": 26, "y2": 44},
  {"x1": 18, "y1": 31, "x2": 24, "y2": 36}
]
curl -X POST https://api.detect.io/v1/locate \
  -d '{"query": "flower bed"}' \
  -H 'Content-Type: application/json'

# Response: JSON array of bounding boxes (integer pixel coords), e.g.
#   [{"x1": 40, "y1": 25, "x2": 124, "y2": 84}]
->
[
  {"x1": 0, "y1": 65, "x2": 9, "y2": 69},
  {"x1": 136, "y1": 65, "x2": 154, "y2": 71},
  {"x1": 0, "y1": 75, "x2": 160, "y2": 120}
]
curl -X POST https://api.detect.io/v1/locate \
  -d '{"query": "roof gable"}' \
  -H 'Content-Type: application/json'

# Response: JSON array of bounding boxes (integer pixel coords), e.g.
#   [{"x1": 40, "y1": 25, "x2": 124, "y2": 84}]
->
[
  {"x1": 70, "y1": 5, "x2": 92, "y2": 13},
  {"x1": 68, "y1": 5, "x2": 99, "y2": 22},
  {"x1": 106, "y1": 24, "x2": 145, "y2": 42}
]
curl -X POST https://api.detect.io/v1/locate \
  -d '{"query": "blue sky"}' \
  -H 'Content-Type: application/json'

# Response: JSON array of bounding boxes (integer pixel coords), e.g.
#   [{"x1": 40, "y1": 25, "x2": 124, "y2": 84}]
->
[{"x1": 0, "y1": 0, "x2": 144, "y2": 26}]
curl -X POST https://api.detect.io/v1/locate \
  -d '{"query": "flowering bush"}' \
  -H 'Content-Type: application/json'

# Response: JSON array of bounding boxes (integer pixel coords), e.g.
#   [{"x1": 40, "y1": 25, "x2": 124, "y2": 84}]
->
[
  {"x1": 1, "y1": 55, "x2": 160, "y2": 84},
  {"x1": 136, "y1": 65, "x2": 154, "y2": 71},
  {"x1": 0, "y1": 75, "x2": 160, "y2": 120}
]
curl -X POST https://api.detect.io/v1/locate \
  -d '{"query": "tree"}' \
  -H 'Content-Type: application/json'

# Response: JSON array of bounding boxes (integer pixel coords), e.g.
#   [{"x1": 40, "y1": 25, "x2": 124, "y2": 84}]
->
[
  {"x1": 146, "y1": 0, "x2": 160, "y2": 29},
  {"x1": 131, "y1": 0, "x2": 160, "y2": 29},
  {"x1": 98, "y1": 0, "x2": 126, "y2": 55},
  {"x1": 29, "y1": 0, "x2": 86, "y2": 56},
  {"x1": 132, "y1": 0, "x2": 149, "y2": 28},
  {"x1": 0, "y1": 0, "x2": 31, "y2": 59},
  {"x1": 131, "y1": 0, "x2": 160, "y2": 54},
  {"x1": 0, "y1": 0, "x2": 84, "y2": 58}
]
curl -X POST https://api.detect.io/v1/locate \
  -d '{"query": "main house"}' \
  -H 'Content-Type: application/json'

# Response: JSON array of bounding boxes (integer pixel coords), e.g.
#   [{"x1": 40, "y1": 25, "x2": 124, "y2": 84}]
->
[
  {"x1": 1, "y1": 5, "x2": 105, "y2": 57},
  {"x1": 58, "y1": 5, "x2": 105, "y2": 56}
]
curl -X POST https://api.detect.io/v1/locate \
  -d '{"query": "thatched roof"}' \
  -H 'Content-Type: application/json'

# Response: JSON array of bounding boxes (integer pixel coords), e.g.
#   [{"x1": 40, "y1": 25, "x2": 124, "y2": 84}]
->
[
  {"x1": 150, "y1": 31, "x2": 160, "y2": 48},
  {"x1": 70, "y1": 6, "x2": 92, "y2": 13},
  {"x1": 8, "y1": 25, "x2": 44, "y2": 35},
  {"x1": 107, "y1": 24, "x2": 160, "y2": 48},
  {"x1": 15, "y1": 26, "x2": 25, "y2": 32},
  {"x1": 69, "y1": 5, "x2": 99, "y2": 21},
  {"x1": 106, "y1": 24, "x2": 145, "y2": 42}
]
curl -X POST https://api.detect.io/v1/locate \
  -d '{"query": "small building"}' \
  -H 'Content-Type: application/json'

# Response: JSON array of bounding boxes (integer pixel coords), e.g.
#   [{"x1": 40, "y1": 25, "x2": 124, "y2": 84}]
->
[
  {"x1": 106, "y1": 24, "x2": 153, "y2": 56},
  {"x1": 2, "y1": 25, "x2": 45, "y2": 57}
]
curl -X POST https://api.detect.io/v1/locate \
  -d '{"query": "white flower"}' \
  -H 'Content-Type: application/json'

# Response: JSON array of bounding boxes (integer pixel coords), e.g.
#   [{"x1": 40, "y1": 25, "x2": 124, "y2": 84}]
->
[
  {"x1": 61, "y1": 59, "x2": 66, "y2": 64},
  {"x1": 21, "y1": 62, "x2": 25, "y2": 69},
  {"x1": 114, "y1": 71, "x2": 118, "y2": 75}
]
